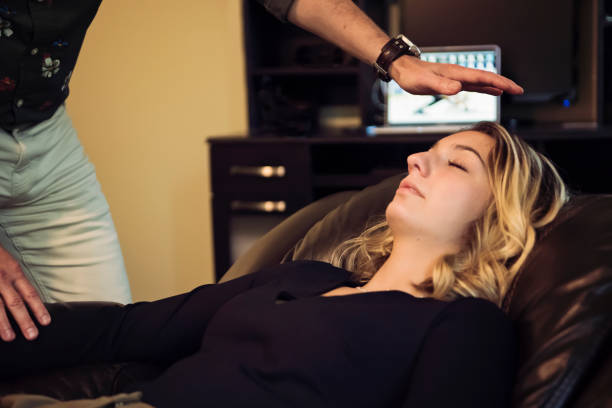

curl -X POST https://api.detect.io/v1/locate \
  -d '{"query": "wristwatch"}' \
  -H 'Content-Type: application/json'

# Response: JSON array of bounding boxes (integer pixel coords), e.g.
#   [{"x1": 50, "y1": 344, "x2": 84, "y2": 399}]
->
[{"x1": 373, "y1": 34, "x2": 422, "y2": 82}]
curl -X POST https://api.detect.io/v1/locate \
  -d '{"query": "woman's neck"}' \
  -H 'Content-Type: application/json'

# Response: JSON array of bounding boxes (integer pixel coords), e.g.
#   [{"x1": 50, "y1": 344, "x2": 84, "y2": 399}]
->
[{"x1": 363, "y1": 236, "x2": 458, "y2": 297}]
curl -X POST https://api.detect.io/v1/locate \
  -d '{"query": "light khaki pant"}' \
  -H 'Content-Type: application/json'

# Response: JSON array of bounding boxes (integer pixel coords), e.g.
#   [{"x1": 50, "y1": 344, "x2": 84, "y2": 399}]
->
[{"x1": 0, "y1": 104, "x2": 131, "y2": 303}]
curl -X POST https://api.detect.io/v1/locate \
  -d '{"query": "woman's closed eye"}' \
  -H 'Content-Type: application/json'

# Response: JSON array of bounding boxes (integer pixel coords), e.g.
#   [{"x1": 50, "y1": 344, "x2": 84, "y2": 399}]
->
[{"x1": 448, "y1": 160, "x2": 467, "y2": 172}]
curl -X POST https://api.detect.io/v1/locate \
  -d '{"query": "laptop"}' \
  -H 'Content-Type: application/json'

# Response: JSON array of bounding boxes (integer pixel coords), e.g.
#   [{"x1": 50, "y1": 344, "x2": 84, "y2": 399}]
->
[{"x1": 366, "y1": 44, "x2": 501, "y2": 136}]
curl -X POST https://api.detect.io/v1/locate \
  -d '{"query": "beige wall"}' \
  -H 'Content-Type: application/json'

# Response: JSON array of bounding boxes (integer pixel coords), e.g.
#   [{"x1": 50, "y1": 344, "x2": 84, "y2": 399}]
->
[{"x1": 67, "y1": 0, "x2": 247, "y2": 301}]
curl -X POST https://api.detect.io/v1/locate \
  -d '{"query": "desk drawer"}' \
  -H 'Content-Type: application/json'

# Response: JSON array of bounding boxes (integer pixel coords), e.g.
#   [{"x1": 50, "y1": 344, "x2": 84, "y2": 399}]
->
[{"x1": 210, "y1": 143, "x2": 311, "y2": 195}]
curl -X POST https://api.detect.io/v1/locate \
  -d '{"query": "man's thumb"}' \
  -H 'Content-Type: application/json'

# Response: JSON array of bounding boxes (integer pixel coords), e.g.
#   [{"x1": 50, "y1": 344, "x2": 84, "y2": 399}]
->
[{"x1": 442, "y1": 80, "x2": 462, "y2": 95}]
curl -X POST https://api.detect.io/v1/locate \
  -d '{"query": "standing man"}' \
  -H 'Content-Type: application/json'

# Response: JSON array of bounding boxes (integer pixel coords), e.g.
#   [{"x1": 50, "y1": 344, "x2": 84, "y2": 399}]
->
[
  {"x1": 0, "y1": 0, "x2": 131, "y2": 343},
  {"x1": 0, "y1": 0, "x2": 522, "y2": 343}
]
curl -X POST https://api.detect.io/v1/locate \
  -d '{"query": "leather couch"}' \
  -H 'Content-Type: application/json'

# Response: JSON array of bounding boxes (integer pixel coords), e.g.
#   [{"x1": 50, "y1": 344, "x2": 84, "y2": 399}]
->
[{"x1": 1, "y1": 174, "x2": 611, "y2": 408}]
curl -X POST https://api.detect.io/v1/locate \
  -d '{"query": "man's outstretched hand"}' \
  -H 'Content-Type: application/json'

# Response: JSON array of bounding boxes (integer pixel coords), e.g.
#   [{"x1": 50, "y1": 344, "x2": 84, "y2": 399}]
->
[
  {"x1": 0, "y1": 245, "x2": 50, "y2": 342},
  {"x1": 390, "y1": 55, "x2": 524, "y2": 97}
]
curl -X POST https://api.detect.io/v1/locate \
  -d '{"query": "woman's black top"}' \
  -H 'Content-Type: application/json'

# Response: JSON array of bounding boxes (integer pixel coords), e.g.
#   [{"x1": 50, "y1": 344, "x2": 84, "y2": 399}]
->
[{"x1": 1, "y1": 261, "x2": 517, "y2": 407}]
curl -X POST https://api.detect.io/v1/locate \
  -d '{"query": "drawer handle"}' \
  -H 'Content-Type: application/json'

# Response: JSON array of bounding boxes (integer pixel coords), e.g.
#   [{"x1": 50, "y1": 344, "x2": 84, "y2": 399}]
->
[
  {"x1": 229, "y1": 165, "x2": 286, "y2": 178},
  {"x1": 230, "y1": 200, "x2": 287, "y2": 213}
]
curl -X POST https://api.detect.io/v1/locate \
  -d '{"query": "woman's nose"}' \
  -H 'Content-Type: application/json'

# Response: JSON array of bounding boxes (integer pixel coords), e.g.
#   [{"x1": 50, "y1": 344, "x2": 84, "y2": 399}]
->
[{"x1": 407, "y1": 152, "x2": 427, "y2": 176}]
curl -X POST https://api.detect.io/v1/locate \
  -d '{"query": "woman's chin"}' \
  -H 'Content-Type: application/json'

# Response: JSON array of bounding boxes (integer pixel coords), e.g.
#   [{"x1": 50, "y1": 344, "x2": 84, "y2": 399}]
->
[
  {"x1": 386, "y1": 196, "x2": 419, "y2": 219},
  {"x1": 386, "y1": 204, "x2": 418, "y2": 233}
]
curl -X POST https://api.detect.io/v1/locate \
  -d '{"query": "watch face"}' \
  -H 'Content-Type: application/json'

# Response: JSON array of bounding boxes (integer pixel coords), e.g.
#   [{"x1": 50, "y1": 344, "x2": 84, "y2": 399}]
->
[
  {"x1": 397, "y1": 34, "x2": 421, "y2": 58},
  {"x1": 397, "y1": 34, "x2": 410, "y2": 44}
]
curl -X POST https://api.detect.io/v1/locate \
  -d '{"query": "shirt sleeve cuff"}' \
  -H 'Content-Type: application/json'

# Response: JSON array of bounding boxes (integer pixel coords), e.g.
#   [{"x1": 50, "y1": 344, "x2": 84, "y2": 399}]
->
[{"x1": 260, "y1": 0, "x2": 296, "y2": 23}]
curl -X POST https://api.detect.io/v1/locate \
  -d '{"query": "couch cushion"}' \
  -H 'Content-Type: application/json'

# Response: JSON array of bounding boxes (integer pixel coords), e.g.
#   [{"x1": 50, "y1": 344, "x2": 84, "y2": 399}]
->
[{"x1": 0, "y1": 361, "x2": 164, "y2": 401}]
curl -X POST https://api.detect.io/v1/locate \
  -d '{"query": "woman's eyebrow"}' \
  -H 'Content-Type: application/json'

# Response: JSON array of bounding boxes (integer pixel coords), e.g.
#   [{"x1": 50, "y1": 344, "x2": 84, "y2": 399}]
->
[
  {"x1": 454, "y1": 144, "x2": 486, "y2": 168},
  {"x1": 429, "y1": 141, "x2": 485, "y2": 168}
]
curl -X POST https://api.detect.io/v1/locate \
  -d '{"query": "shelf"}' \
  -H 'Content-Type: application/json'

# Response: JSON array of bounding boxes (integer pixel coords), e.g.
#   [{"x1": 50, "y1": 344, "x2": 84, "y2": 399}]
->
[
  {"x1": 313, "y1": 171, "x2": 403, "y2": 188},
  {"x1": 251, "y1": 66, "x2": 360, "y2": 76}
]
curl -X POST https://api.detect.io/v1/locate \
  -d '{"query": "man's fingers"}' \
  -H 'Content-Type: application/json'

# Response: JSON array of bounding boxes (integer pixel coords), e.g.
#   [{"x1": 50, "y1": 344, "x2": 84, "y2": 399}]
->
[
  {"x1": 405, "y1": 71, "x2": 462, "y2": 96},
  {"x1": 0, "y1": 247, "x2": 47, "y2": 340},
  {"x1": 393, "y1": 56, "x2": 523, "y2": 96},
  {"x1": 434, "y1": 63, "x2": 523, "y2": 94},
  {"x1": 14, "y1": 277, "x2": 50, "y2": 326},
  {"x1": 2, "y1": 286, "x2": 38, "y2": 340},
  {"x1": 439, "y1": 79, "x2": 462, "y2": 95},
  {"x1": 404, "y1": 75, "x2": 504, "y2": 97},
  {"x1": 0, "y1": 299, "x2": 16, "y2": 342},
  {"x1": 461, "y1": 84, "x2": 503, "y2": 96}
]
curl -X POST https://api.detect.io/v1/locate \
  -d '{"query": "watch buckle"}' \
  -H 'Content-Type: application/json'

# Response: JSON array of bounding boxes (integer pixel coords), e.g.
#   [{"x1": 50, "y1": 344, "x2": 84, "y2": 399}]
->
[{"x1": 373, "y1": 61, "x2": 391, "y2": 82}]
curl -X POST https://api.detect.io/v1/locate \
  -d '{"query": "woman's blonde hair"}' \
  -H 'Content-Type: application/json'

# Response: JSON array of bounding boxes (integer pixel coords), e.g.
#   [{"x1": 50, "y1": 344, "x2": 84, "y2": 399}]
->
[{"x1": 329, "y1": 121, "x2": 569, "y2": 306}]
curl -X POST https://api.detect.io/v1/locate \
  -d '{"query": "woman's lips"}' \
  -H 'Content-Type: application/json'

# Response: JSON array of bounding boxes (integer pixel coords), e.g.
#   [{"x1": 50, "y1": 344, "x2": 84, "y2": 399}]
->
[{"x1": 398, "y1": 180, "x2": 425, "y2": 198}]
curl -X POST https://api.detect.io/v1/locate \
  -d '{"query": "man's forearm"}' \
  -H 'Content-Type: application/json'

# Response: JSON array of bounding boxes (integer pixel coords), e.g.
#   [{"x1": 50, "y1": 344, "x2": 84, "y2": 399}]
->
[
  {"x1": 287, "y1": 0, "x2": 389, "y2": 65},
  {"x1": 278, "y1": 0, "x2": 524, "y2": 96}
]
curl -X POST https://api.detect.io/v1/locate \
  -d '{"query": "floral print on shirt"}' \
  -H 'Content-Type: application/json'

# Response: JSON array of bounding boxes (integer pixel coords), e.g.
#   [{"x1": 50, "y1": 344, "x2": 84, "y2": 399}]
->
[
  {"x1": 0, "y1": 16, "x2": 13, "y2": 38},
  {"x1": 41, "y1": 54, "x2": 60, "y2": 78},
  {"x1": 52, "y1": 39, "x2": 69, "y2": 47},
  {"x1": 0, "y1": 77, "x2": 16, "y2": 92},
  {"x1": 38, "y1": 100, "x2": 53, "y2": 111},
  {"x1": 1, "y1": 0, "x2": 106, "y2": 126},
  {"x1": 0, "y1": 4, "x2": 16, "y2": 16}
]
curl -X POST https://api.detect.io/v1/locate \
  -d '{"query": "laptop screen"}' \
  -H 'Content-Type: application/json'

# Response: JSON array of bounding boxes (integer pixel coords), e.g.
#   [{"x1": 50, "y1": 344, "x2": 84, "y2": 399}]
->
[{"x1": 386, "y1": 45, "x2": 501, "y2": 126}]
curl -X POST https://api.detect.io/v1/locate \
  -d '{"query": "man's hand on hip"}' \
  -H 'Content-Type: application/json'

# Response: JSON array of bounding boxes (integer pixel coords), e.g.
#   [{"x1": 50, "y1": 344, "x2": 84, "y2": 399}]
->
[{"x1": 0, "y1": 245, "x2": 50, "y2": 341}]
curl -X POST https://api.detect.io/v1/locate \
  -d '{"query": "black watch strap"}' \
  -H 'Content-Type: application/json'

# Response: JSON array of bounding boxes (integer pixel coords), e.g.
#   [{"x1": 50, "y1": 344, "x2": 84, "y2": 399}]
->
[{"x1": 374, "y1": 35, "x2": 420, "y2": 82}]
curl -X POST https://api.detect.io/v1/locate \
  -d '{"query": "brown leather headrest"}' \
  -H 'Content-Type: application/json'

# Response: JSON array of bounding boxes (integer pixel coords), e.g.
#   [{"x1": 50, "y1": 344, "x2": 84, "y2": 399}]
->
[
  {"x1": 503, "y1": 195, "x2": 612, "y2": 407},
  {"x1": 286, "y1": 174, "x2": 404, "y2": 262}
]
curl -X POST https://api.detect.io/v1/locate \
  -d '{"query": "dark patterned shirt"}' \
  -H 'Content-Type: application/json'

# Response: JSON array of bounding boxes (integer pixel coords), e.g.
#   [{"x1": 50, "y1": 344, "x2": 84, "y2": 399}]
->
[
  {"x1": 0, "y1": 0, "x2": 102, "y2": 130},
  {"x1": 0, "y1": 0, "x2": 295, "y2": 131}
]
